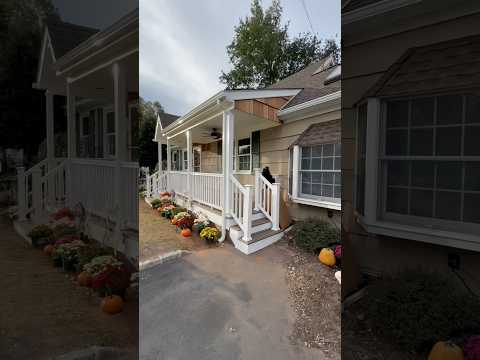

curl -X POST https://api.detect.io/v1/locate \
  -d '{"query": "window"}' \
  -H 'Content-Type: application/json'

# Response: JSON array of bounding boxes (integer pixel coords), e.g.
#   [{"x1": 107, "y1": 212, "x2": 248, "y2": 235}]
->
[
  {"x1": 236, "y1": 137, "x2": 251, "y2": 172},
  {"x1": 193, "y1": 148, "x2": 201, "y2": 172},
  {"x1": 380, "y1": 94, "x2": 480, "y2": 231},
  {"x1": 300, "y1": 143, "x2": 341, "y2": 202},
  {"x1": 183, "y1": 150, "x2": 188, "y2": 170},
  {"x1": 105, "y1": 111, "x2": 115, "y2": 157}
]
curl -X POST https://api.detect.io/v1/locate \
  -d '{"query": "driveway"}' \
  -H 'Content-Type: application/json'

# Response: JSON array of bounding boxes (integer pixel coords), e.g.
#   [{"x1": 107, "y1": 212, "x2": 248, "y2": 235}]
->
[{"x1": 140, "y1": 242, "x2": 326, "y2": 360}]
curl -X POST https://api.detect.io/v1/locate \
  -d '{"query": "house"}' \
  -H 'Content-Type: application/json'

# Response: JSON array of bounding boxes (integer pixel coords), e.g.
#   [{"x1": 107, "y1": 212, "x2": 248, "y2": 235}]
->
[
  {"x1": 146, "y1": 57, "x2": 341, "y2": 254},
  {"x1": 16, "y1": 9, "x2": 139, "y2": 260},
  {"x1": 342, "y1": 0, "x2": 480, "y2": 295}
]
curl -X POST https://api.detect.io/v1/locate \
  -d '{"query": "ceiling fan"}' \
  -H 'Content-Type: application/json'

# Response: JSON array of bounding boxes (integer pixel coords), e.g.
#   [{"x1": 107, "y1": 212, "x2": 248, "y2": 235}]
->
[{"x1": 200, "y1": 127, "x2": 222, "y2": 140}]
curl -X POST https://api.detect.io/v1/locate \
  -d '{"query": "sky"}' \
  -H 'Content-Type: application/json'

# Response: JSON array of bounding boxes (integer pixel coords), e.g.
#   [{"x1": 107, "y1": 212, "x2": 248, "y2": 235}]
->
[{"x1": 140, "y1": 0, "x2": 340, "y2": 116}]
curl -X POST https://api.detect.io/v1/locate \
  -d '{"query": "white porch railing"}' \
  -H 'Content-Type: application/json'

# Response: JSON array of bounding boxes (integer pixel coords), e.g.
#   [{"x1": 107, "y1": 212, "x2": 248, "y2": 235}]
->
[
  {"x1": 191, "y1": 172, "x2": 223, "y2": 210},
  {"x1": 145, "y1": 170, "x2": 167, "y2": 198},
  {"x1": 168, "y1": 171, "x2": 188, "y2": 197},
  {"x1": 230, "y1": 175, "x2": 253, "y2": 241},
  {"x1": 254, "y1": 169, "x2": 280, "y2": 230}
]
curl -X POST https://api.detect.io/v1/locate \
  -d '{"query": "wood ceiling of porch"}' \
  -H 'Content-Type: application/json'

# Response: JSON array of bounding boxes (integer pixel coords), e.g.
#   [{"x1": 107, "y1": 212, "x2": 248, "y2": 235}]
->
[{"x1": 234, "y1": 96, "x2": 292, "y2": 123}]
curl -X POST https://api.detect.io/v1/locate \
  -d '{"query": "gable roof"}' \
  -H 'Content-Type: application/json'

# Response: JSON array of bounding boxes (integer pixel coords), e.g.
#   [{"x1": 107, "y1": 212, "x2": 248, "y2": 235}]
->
[
  {"x1": 159, "y1": 112, "x2": 180, "y2": 129},
  {"x1": 46, "y1": 20, "x2": 99, "y2": 59},
  {"x1": 268, "y1": 57, "x2": 341, "y2": 109},
  {"x1": 363, "y1": 34, "x2": 480, "y2": 100}
]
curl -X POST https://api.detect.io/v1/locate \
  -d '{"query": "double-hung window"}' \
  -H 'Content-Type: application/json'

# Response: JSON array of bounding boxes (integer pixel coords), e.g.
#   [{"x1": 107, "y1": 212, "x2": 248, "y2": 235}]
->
[
  {"x1": 236, "y1": 137, "x2": 251, "y2": 172},
  {"x1": 300, "y1": 144, "x2": 341, "y2": 203}
]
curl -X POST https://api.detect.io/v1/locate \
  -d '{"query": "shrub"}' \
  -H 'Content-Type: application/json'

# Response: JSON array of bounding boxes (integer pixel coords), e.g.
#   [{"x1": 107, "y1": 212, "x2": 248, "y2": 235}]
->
[
  {"x1": 28, "y1": 224, "x2": 53, "y2": 247},
  {"x1": 176, "y1": 215, "x2": 194, "y2": 229},
  {"x1": 200, "y1": 226, "x2": 220, "y2": 243},
  {"x1": 172, "y1": 207, "x2": 187, "y2": 216},
  {"x1": 52, "y1": 223, "x2": 78, "y2": 240},
  {"x1": 150, "y1": 199, "x2": 162, "y2": 209},
  {"x1": 291, "y1": 219, "x2": 340, "y2": 253},
  {"x1": 366, "y1": 270, "x2": 480, "y2": 352}
]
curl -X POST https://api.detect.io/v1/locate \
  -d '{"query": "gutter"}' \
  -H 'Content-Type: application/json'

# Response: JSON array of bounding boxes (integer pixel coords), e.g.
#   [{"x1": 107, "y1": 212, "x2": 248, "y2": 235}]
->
[{"x1": 278, "y1": 90, "x2": 341, "y2": 117}]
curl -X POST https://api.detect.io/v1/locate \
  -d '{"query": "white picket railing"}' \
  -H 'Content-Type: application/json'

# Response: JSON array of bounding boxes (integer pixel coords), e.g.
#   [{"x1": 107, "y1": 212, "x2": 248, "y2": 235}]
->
[
  {"x1": 191, "y1": 172, "x2": 223, "y2": 210},
  {"x1": 168, "y1": 171, "x2": 188, "y2": 197},
  {"x1": 254, "y1": 168, "x2": 280, "y2": 230},
  {"x1": 145, "y1": 170, "x2": 167, "y2": 198},
  {"x1": 230, "y1": 175, "x2": 252, "y2": 241}
]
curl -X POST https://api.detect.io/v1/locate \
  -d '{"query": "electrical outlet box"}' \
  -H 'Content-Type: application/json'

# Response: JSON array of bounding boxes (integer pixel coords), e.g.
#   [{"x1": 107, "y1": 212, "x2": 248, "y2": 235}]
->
[{"x1": 448, "y1": 253, "x2": 460, "y2": 270}]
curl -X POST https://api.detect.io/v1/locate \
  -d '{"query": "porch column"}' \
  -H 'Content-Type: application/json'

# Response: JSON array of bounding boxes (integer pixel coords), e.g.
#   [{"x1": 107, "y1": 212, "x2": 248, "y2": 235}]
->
[
  {"x1": 166, "y1": 137, "x2": 171, "y2": 190},
  {"x1": 157, "y1": 135, "x2": 163, "y2": 173},
  {"x1": 292, "y1": 145, "x2": 300, "y2": 198},
  {"x1": 45, "y1": 90, "x2": 55, "y2": 207},
  {"x1": 113, "y1": 62, "x2": 128, "y2": 161},
  {"x1": 66, "y1": 81, "x2": 76, "y2": 158},
  {"x1": 223, "y1": 109, "x2": 234, "y2": 215},
  {"x1": 186, "y1": 130, "x2": 192, "y2": 205}
]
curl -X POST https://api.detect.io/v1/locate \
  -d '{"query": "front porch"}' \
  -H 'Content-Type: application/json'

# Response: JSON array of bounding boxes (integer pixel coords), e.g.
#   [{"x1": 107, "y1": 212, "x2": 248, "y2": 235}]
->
[{"x1": 146, "y1": 89, "x2": 300, "y2": 254}]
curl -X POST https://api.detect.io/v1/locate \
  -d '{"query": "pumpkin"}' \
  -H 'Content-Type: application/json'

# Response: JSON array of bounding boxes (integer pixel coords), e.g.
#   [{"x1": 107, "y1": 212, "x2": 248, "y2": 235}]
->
[
  {"x1": 181, "y1": 228, "x2": 192, "y2": 237},
  {"x1": 77, "y1": 271, "x2": 93, "y2": 287},
  {"x1": 319, "y1": 248, "x2": 336, "y2": 267},
  {"x1": 428, "y1": 341, "x2": 464, "y2": 360},
  {"x1": 171, "y1": 218, "x2": 177, "y2": 225},
  {"x1": 43, "y1": 244, "x2": 54, "y2": 256},
  {"x1": 101, "y1": 295, "x2": 124, "y2": 314}
]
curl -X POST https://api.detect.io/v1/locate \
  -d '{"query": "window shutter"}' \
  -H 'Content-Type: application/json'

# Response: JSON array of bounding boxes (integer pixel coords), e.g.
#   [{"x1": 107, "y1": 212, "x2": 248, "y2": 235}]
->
[{"x1": 251, "y1": 131, "x2": 260, "y2": 170}]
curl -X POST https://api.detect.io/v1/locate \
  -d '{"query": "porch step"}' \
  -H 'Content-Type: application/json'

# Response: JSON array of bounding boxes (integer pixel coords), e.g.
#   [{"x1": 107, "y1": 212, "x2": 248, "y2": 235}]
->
[
  {"x1": 230, "y1": 218, "x2": 271, "y2": 232},
  {"x1": 240, "y1": 229, "x2": 283, "y2": 245},
  {"x1": 231, "y1": 228, "x2": 284, "y2": 255}
]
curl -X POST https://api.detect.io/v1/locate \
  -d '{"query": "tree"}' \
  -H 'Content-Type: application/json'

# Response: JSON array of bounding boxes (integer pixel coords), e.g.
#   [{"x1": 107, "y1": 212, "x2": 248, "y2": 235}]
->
[
  {"x1": 220, "y1": 0, "x2": 339, "y2": 89},
  {"x1": 138, "y1": 98, "x2": 164, "y2": 170}
]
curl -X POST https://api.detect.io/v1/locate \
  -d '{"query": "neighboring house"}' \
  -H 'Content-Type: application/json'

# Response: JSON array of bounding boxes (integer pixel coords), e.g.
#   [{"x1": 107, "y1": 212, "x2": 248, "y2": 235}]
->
[
  {"x1": 146, "y1": 57, "x2": 341, "y2": 254},
  {"x1": 342, "y1": 0, "x2": 480, "y2": 295},
  {"x1": 16, "y1": 9, "x2": 139, "y2": 260}
]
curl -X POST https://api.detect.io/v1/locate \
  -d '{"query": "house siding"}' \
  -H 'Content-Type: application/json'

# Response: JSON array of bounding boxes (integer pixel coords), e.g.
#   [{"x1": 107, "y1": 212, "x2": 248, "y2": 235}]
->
[{"x1": 342, "y1": 10, "x2": 480, "y2": 296}]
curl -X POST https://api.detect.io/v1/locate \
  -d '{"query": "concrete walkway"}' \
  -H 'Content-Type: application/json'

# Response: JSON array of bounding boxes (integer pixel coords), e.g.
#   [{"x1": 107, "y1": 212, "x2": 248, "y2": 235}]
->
[
  {"x1": 140, "y1": 242, "x2": 325, "y2": 360},
  {"x1": 0, "y1": 210, "x2": 138, "y2": 360}
]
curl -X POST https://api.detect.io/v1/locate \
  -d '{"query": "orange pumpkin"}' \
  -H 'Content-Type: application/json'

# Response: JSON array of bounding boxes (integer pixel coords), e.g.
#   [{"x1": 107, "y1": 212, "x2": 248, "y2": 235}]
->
[
  {"x1": 171, "y1": 218, "x2": 177, "y2": 225},
  {"x1": 77, "y1": 271, "x2": 92, "y2": 287},
  {"x1": 101, "y1": 295, "x2": 124, "y2": 314},
  {"x1": 43, "y1": 244, "x2": 54, "y2": 256},
  {"x1": 428, "y1": 341, "x2": 464, "y2": 360},
  {"x1": 319, "y1": 248, "x2": 336, "y2": 267},
  {"x1": 181, "y1": 228, "x2": 192, "y2": 237}
]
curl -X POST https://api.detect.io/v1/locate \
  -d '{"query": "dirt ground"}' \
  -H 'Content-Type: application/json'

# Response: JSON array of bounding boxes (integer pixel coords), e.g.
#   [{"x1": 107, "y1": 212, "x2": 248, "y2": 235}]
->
[
  {"x1": 139, "y1": 199, "x2": 212, "y2": 262},
  {"x1": 284, "y1": 242, "x2": 341, "y2": 360},
  {"x1": 0, "y1": 210, "x2": 138, "y2": 360}
]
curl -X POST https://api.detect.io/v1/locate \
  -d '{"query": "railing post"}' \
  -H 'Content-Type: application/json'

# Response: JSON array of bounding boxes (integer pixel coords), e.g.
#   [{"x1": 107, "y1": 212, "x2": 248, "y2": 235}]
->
[
  {"x1": 16, "y1": 167, "x2": 26, "y2": 221},
  {"x1": 145, "y1": 167, "x2": 150, "y2": 198},
  {"x1": 242, "y1": 185, "x2": 253, "y2": 241},
  {"x1": 271, "y1": 183, "x2": 281, "y2": 231},
  {"x1": 32, "y1": 167, "x2": 42, "y2": 219},
  {"x1": 254, "y1": 168, "x2": 261, "y2": 210}
]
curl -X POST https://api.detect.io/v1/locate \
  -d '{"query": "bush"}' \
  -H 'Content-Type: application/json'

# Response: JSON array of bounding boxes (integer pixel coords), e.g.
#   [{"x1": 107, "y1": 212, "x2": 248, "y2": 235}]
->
[
  {"x1": 366, "y1": 270, "x2": 480, "y2": 352},
  {"x1": 172, "y1": 207, "x2": 187, "y2": 216},
  {"x1": 291, "y1": 219, "x2": 340, "y2": 253},
  {"x1": 52, "y1": 223, "x2": 77, "y2": 240},
  {"x1": 150, "y1": 199, "x2": 162, "y2": 209},
  {"x1": 28, "y1": 224, "x2": 53, "y2": 247}
]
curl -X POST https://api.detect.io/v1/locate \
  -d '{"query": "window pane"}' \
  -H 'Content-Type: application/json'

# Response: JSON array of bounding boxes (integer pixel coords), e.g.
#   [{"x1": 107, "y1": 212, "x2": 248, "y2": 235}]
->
[
  {"x1": 334, "y1": 143, "x2": 341, "y2": 156},
  {"x1": 386, "y1": 129, "x2": 408, "y2": 155},
  {"x1": 386, "y1": 188, "x2": 408, "y2": 214},
  {"x1": 301, "y1": 158, "x2": 310, "y2": 170},
  {"x1": 311, "y1": 158, "x2": 322, "y2": 170},
  {"x1": 410, "y1": 128, "x2": 433, "y2": 155},
  {"x1": 238, "y1": 138, "x2": 250, "y2": 147},
  {"x1": 323, "y1": 172, "x2": 334, "y2": 184},
  {"x1": 238, "y1": 156, "x2": 250, "y2": 170},
  {"x1": 435, "y1": 191, "x2": 461, "y2": 221},
  {"x1": 466, "y1": 94, "x2": 480, "y2": 124},
  {"x1": 387, "y1": 161, "x2": 409, "y2": 187},
  {"x1": 436, "y1": 126, "x2": 461, "y2": 156},
  {"x1": 464, "y1": 125, "x2": 480, "y2": 156},
  {"x1": 387, "y1": 100, "x2": 409, "y2": 128},
  {"x1": 323, "y1": 144, "x2": 334, "y2": 156},
  {"x1": 437, "y1": 95, "x2": 462, "y2": 125},
  {"x1": 312, "y1": 146, "x2": 322, "y2": 157},
  {"x1": 334, "y1": 185, "x2": 341, "y2": 199},
  {"x1": 410, "y1": 189, "x2": 433, "y2": 217},
  {"x1": 312, "y1": 183, "x2": 322, "y2": 196},
  {"x1": 302, "y1": 147, "x2": 311, "y2": 158},
  {"x1": 322, "y1": 184, "x2": 333, "y2": 198},
  {"x1": 107, "y1": 112, "x2": 115, "y2": 133},
  {"x1": 334, "y1": 157, "x2": 341, "y2": 170},
  {"x1": 437, "y1": 162, "x2": 462, "y2": 190},
  {"x1": 412, "y1": 97, "x2": 434, "y2": 126},
  {"x1": 465, "y1": 163, "x2": 480, "y2": 191},
  {"x1": 334, "y1": 173, "x2": 341, "y2": 185},
  {"x1": 464, "y1": 193, "x2": 480, "y2": 224},
  {"x1": 302, "y1": 182, "x2": 311, "y2": 194},
  {"x1": 312, "y1": 172, "x2": 322, "y2": 183},
  {"x1": 322, "y1": 157, "x2": 333, "y2": 170},
  {"x1": 411, "y1": 161, "x2": 434, "y2": 188},
  {"x1": 301, "y1": 172, "x2": 311, "y2": 183}
]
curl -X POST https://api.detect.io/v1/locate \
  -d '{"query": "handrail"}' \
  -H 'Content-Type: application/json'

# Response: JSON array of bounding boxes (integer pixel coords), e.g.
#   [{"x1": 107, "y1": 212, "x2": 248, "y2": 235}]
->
[
  {"x1": 230, "y1": 174, "x2": 252, "y2": 241},
  {"x1": 254, "y1": 168, "x2": 280, "y2": 230}
]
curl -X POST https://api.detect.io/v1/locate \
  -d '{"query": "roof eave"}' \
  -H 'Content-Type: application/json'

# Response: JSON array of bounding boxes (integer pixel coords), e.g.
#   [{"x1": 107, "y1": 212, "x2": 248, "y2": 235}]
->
[{"x1": 278, "y1": 90, "x2": 341, "y2": 119}]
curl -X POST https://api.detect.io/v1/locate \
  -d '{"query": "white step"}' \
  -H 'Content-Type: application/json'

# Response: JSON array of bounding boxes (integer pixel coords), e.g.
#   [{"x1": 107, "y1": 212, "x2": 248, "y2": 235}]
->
[
  {"x1": 229, "y1": 218, "x2": 272, "y2": 242},
  {"x1": 232, "y1": 229, "x2": 284, "y2": 255}
]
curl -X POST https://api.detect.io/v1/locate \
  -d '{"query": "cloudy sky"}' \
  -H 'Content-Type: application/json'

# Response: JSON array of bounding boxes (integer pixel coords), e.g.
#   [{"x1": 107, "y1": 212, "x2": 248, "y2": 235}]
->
[{"x1": 140, "y1": 0, "x2": 340, "y2": 116}]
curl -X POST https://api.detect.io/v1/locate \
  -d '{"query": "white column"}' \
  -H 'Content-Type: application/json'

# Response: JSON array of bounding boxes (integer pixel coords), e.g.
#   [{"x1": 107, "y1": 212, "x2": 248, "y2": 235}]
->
[
  {"x1": 271, "y1": 183, "x2": 281, "y2": 231},
  {"x1": 292, "y1": 145, "x2": 300, "y2": 198},
  {"x1": 158, "y1": 136, "x2": 163, "y2": 172},
  {"x1": 365, "y1": 97, "x2": 381, "y2": 224},
  {"x1": 46, "y1": 91, "x2": 55, "y2": 165},
  {"x1": 66, "y1": 82, "x2": 76, "y2": 158},
  {"x1": 222, "y1": 110, "x2": 234, "y2": 215},
  {"x1": 16, "y1": 166, "x2": 26, "y2": 221},
  {"x1": 186, "y1": 130, "x2": 192, "y2": 204},
  {"x1": 166, "y1": 138, "x2": 171, "y2": 190},
  {"x1": 113, "y1": 62, "x2": 128, "y2": 161},
  {"x1": 32, "y1": 167, "x2": 42, "y2": 219},
  {"x1": 242, "y1": 184, "x2": 253, "y2": 241}
]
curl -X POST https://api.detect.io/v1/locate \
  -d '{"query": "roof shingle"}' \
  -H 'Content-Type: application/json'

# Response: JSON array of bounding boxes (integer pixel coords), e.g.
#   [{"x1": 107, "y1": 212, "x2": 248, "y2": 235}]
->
[{"x1": 47, "y1": 21, "x2": 99, "y2": 59}]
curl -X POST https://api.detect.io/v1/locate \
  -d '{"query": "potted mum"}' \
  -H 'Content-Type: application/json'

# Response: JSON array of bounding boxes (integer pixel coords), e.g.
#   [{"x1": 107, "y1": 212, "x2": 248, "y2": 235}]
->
[
  {"x1": 200, "y1": 226, "x2": 220, "y2": 244},
  {"x1": 28, "y1": 224, "x2": 54, "y2": 248}
]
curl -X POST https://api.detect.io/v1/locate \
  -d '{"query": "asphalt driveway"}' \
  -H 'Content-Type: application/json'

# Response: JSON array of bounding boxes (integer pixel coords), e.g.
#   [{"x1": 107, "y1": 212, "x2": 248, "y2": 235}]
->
[{"x1": 140, "y1": 242, "x2": 324, "y2": 360}]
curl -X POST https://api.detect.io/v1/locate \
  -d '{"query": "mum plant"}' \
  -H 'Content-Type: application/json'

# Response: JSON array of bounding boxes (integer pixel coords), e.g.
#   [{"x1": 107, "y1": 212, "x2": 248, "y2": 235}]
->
[
  {"x1": 83, "y1": 255, "x2": 123, "y2": 276},
  {"x1": 200, "y1": 226, "x2": 220, "y2": 243},
  {"x1": 52, "y1": 240, "x2": 86, "y2": 271},
  {"x1": 28, "y1": 224, "x2": 53, "y2": 248},
  {"x1": 150, "y1": 198, "x2": 162, "y2": 209}
]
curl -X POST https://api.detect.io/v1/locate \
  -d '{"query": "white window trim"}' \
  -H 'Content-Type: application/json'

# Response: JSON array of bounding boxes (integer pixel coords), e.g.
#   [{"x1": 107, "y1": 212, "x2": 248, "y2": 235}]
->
[
  {"x1": 290, "y1": 144, "x2": 342, "y2": 211},
  {"x1": 103, "y1": 106, "x2": 115, "y2": 159},
  {"x1": 233, "y1": 135, "x2": 252, "y2": 175},
  {"x1": 360, "y1": 96, "x2": 480, "y2": 251}
]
